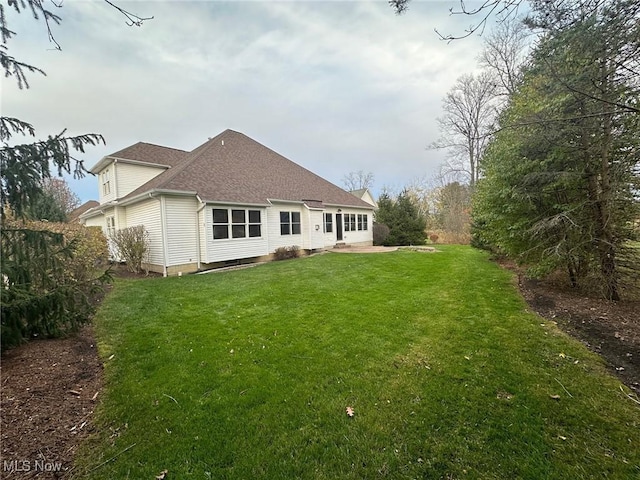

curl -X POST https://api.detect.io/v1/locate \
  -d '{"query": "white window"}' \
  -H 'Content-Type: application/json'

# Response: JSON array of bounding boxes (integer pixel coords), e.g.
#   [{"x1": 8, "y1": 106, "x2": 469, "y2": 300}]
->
[
  {"x1": 280, "y1": 211, "x2": 301, "y2": 235},
  {"x1": 102, "y1": 169, "x2": 111, "y2": 196},
  {"x1": 324, "y1": 213, "x2": 333, "y2": 233},
  {"x1": 213, "y1": 208, "x2": 262, "y2": 240},
  {"x1": 106, "y1": 216, "x2": 116, "y2": 237},
  {"x1": 357, "y1": 214, "x2": 368, "y2": 231},
  {"x1": 344, "y1": 214, "x2": 357, "y2": 232}
]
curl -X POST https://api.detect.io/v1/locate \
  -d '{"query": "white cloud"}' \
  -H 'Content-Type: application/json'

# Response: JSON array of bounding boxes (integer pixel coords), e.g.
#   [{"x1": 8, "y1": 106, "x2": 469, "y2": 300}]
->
[{"x1": 3, "y1": 0, "x2": 496, "y2": 201}]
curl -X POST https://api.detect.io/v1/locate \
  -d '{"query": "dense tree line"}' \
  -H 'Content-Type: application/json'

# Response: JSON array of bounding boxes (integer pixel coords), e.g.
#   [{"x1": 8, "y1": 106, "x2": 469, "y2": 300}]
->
[
  {"x1": 392, "y1": 0, "x2": 639, "y2": 299},
  {"x1": 472, "y1": 1, "x2": 640, "y2": 300}
]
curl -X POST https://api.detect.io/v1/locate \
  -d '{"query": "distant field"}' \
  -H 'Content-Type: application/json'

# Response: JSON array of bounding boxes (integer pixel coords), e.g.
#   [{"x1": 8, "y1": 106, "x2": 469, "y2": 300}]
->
[{"x1": 77, "y1": 246, "x2": 640, "y2": 479}]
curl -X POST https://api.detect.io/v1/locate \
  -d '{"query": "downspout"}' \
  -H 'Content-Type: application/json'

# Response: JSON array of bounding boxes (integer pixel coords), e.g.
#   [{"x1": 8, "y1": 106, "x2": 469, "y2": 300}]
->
[
  {"x1": 196, "y1": 195, "x2": 206, "y2": 270},
  {"x1": 159, "y1": 195, "x2": 169, "y2": 277},
  {"x1": 113, "y1": 159, "x2": 120, "y2": 198}
]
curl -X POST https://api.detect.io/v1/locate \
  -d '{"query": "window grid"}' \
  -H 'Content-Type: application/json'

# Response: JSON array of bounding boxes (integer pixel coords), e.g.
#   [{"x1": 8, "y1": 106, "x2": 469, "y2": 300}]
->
[
  {"x1": 324, "y1": 213, "x2": 333, "y2": 233},
  {"x1": 280, "y1": 211, "x2": 301, "y2": 235},
  {"x1": 106, "y1": 216, "x2": 115, "y2": 237},
  {"x1": 102, "y1": 169, "x2": 111, "y2": 196},
  {"x1": 213, "y1": 208, "x2": 261, "y2": 240}
]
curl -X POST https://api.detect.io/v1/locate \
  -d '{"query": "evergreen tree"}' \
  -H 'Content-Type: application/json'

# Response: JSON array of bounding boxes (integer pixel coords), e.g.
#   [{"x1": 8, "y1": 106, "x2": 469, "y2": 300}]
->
[
  {"x1": 375, "y1": 190, "x2": 426, "y2": 246},
  {"x1": 473, "y1": 1, "x2": 640, "y2": 299},
  {"x1": 0, "y1": 1, "x2": 149, "y2": 347}
]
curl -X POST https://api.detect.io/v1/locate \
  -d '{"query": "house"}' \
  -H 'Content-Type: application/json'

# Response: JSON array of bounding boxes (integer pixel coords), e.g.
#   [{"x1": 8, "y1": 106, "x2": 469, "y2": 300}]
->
[
  {"x1": 80, "y1": 129, "x2": 374, "y2": 276},
  {"x1": 350, "y1": 188, "x2": 378, "y2": 210},
  {"x1": 68, "y1": 200, "x2": 99, "y2": 223}
]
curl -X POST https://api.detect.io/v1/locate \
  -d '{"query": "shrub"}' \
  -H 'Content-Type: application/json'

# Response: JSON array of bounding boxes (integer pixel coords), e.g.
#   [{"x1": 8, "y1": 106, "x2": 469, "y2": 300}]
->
[
  {"x1": 1, "y1": 217, "x2": 110, "y2": 349},
  {"x1": 274, "y1": 245, "x2": 300, "y2": 261},
  {"x1": 373, "y1": 223, "x2": 390, "y2": 246},
  {"x1": 110, "y1": 225, "x2": 150, "y2": 273}
]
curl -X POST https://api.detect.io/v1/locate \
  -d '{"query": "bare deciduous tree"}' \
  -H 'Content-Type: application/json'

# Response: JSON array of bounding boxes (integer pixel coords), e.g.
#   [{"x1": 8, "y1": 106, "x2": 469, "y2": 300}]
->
[
  {"x1": 342, "y1": 170, "x2": 375, "y2": 192},
  {"x1": 430, "y1": 72, "x2": 497, "y2": 188},
  {"x1": 390, "y1": 0, "x2": 525, "y2": 40},
  {"x1": 480, "y1": 17, "x2": 531, "y2": 97}
]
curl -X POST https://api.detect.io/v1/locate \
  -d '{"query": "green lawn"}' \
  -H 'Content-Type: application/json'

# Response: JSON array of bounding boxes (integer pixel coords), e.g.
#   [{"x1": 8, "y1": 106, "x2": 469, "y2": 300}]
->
[{"x1": 77, "y1": 246, "x2": 640, "y2": 479}]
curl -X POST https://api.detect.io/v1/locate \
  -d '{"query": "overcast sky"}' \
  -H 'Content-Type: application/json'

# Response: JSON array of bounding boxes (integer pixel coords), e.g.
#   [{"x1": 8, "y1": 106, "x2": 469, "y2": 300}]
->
[{"x1": 4, "y1": 0, "x2": 494, "y2": 203}]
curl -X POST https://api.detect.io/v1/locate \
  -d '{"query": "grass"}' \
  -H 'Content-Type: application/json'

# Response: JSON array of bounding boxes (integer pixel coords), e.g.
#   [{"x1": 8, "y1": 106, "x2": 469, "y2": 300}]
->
[{"x1": 77, "y1": 246, "x2": 640, "y2": 479}]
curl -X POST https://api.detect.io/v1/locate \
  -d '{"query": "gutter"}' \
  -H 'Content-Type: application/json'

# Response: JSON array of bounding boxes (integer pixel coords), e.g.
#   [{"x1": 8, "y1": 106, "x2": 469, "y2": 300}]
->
[
  {"x1": 200, "y1": 199, "x2": 271, "y2": 208},
  {"x1": 118, "y1": 188, "x2": 198, "y2": 207},
  {"x1": 89, "y1": 155, "x2": 173, "y2": 174}
]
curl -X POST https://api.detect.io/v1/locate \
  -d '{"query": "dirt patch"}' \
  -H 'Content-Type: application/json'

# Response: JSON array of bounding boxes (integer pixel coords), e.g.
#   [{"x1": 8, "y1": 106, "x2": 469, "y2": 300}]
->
[
  {"x1": 517, "y1": 274, "x2": 640, "y2": 393},
  {"x1": 1, "y1": 326, "x2": 103, "y2": 479}
]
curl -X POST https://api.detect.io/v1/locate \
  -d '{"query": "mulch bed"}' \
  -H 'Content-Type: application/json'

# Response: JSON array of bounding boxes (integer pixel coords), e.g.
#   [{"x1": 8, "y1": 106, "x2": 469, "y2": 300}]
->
[
  {"x1": 518, "y1": 276, "x2": 640, "y2": 393},
  {"x1": 1, "y1": 326, "x2": 102, "y2": 478},
  {"x1": 1, "y1": 262, "x2": 638, "y2": 478}
]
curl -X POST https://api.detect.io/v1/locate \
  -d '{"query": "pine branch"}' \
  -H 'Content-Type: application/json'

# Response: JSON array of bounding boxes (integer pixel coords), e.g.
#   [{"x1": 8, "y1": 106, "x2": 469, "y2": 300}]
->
[
  {"x1": 1, "y1": 131, "x2": 105, "y2": 217},
  {"x1": 0, "y1": 47, "x2": 46, "y2": 89},
  {"x1": 0, "y1": 116, "x2": 36, "y2": 142}
]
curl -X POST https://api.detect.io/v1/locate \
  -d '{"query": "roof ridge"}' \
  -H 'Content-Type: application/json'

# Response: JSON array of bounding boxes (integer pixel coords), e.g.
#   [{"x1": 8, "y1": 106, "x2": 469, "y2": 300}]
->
[
  {"x1": 144, "y1": 130, "x2": 232, "y2": 191},
  {"x1": 130, "y1": 142, "x2": 189, "y2": 154}
]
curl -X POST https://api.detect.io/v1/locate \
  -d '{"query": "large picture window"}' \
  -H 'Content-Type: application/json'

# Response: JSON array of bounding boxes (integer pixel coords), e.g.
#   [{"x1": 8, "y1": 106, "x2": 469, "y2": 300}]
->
[
  {"x1": 213, "y1": 208, "x2": 261, "y2": 240},
  {"x1": 280, "y1": 211, "x2": 301, "y2": 235}
]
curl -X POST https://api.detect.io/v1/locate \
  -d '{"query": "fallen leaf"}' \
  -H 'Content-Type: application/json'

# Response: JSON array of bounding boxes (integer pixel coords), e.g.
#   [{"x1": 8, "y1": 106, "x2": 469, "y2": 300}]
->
[
  {"x1": 464, "y1": 356, "x2": 471, "y2": 361},
  {"x1": 156, "y1": 470, "x2": 168, "y2": 480},
  {"x1": 558, "y1": 435, "x2": 567, "y2": 441},
  {"x1": 559, "y1": 353, "x2": 566, "y2": 358},
  {"x1": 346, "y1": 406, "x2": 354, "y2": 417},
  {"x1": 550, "y1": 394, "x2": 561, "y2": 400}
]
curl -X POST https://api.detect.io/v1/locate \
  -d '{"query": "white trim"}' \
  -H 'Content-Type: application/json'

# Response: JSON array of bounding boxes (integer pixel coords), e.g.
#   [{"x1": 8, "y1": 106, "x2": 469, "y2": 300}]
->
[
  {"x1": 202, "y1": 199, "x2": 271, "y2": 208},
  {"x1": 90, "y1": 155, "x2": 173, "y2": 174},
  {"x1": 118, "y1": 189, "x2": 198, "y2": 207}
]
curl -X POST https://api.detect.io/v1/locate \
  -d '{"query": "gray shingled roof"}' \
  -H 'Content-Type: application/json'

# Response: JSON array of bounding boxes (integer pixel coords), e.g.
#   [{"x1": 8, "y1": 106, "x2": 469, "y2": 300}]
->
[
  {"x1": 108, "y1": 142, "x2": 188, "y2": 167},
  {"x1": 68, "y1": 200, "x2": 99, "y2": 222},
  {"x1": 117, "y1": 130, "x2": 373, "y2": 209}
]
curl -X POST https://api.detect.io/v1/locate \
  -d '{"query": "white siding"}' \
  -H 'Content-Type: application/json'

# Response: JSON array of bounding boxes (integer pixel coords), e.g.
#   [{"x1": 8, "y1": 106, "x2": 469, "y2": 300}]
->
[
  {"x1": 338, "y1": 208, "x2": 374, "y2": 245},
  {"x1": 322, "y1": 207, "x2": 373, "y2": 247},
  {"x1": 83, "y1": 214, "x2": 103, "y2": 228},
  {"x1": 203, "y1": 205, "x2": 269, "y2": 263},
  {"x1": 125, "y1": 198, "x2": 164, "y2": 266},
  {"x1": 116, "y1": 162, "x2": 166, "y2": 199},
  {"x1": 164, "y1": 196, "x2": 199, "y2": 266},
  {"x1": 306, "y1": 209, "x2": 325, "y2": 250},
  {"x1": 267, "y1": 204, "x2": 304, "y2": 252},
  {"x1": 198, "y1": 208, "x2": 207, "y2": 261}
]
